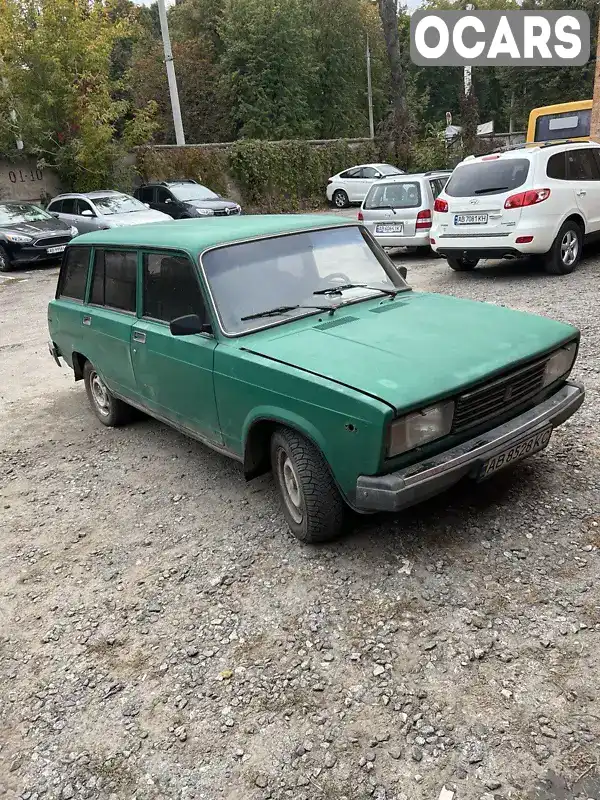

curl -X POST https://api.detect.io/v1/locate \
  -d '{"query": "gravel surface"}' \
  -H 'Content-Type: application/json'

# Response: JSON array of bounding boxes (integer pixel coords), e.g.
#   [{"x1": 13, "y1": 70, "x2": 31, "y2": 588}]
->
[{"x1": 1, "y1": 242, "x2": 599, "y2": 800}]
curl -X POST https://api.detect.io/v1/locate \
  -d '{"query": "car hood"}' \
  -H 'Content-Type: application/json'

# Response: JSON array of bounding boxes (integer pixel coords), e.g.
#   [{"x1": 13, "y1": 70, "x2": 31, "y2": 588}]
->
[
  {"x1": 186, "y1": 199, "x2": 238, "y2": 211},
  {"x1": 108, "y1": 209, "x2": 171, "y2": 225},
  {"x1": 243, "y1": 292, "x2": 578, "y2": 412},
  {"x1": 0, "y1": 217, "x2": 71, "y2": 235}
]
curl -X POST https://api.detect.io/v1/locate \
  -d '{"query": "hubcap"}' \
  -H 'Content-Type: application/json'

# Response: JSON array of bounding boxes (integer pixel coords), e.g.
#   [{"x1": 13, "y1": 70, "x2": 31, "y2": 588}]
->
[
  {"x1": 90, "y1": 371, "x2": 111, "y2": 416},
  {"x1": 561, "y1": 230, "x2": 578, "y2": 266},
  {"x1": 276, "y1": 448, "x2": 303, "y2": 524},
  {"x1": 335, "y1": 193, "x2": 346, "y2": 208}
]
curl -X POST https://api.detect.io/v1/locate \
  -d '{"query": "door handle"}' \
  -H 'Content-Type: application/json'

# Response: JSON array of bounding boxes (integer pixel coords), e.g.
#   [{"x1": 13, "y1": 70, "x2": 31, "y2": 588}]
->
[
  {"x1": 82, "y1": 315, "x2": 91, "y2": 326},
  {"x1": 576, "y1": 189, "x2": 587, "y2": 196},
  {"x1": 133, "y1": 331, "x2": 146, "y2": 344}
]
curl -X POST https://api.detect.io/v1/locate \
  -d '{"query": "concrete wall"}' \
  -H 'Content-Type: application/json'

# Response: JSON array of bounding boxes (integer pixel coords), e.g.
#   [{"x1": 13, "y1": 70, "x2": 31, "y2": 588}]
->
[{"x1": 0, "y1": 158, "x2": 63, "y2": 204}]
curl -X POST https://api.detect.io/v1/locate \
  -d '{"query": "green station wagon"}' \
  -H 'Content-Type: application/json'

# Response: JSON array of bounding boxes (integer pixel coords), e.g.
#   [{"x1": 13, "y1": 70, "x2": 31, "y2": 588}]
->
[{"x1": 48, "y1": 215, "x2": 584, "y2": 542}]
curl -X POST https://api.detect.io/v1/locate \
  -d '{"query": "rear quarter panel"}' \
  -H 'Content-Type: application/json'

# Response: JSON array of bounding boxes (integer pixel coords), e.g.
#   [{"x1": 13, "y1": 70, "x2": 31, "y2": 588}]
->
[{"x1": 213, "y1": 343, "x2": 392, "y2": 499}]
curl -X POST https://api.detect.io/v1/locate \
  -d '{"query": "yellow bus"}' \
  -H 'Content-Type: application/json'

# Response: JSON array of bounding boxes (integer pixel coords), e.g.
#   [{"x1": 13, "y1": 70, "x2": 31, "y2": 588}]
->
[{"x1": 527, "y1": 100, "x2": 592, "y2": 144}]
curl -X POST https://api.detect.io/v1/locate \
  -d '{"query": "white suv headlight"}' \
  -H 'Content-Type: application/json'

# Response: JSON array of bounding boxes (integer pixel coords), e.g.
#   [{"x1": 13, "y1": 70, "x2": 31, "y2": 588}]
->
[
  {"x1": 542, "y1": 342, "x2": 577, "y2": 388},
  {"x1": 387, "y1": 401, "x2": 455, "y2": 458},
  {"x1": 5, "y1": 232, "x2": 33, "y2": 243}
]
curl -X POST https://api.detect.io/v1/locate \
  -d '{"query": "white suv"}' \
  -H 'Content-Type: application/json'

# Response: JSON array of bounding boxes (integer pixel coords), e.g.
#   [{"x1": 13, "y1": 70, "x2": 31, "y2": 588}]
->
[{"x1": 430, "y1": 141, "x2": 600, "y2": 275}]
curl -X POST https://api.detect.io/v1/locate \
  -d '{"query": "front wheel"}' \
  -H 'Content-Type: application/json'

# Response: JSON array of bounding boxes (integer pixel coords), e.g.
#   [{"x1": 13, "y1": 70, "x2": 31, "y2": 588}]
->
[
  {"x1": 83, "y1": 361, "x2": 133, "y2": 427},
  {"x1": 543, "y1": 221, "x2": 582, "y2": 275},
  {"x1": 271, "y1": 427, "x2": 345, "y2": 543},
  {"x1": 0, "y1": 245, "x2": 12, "y2": 272},
  {"x1": 447, "y1": 256, "x2": 479, "y2": 271}
]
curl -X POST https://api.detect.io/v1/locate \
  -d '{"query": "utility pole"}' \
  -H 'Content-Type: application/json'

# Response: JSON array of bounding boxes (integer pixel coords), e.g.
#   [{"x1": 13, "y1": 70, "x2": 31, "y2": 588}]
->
[
  {"x1": 463, "y1": 2, "x2": 475, "y2": 96},
  {"x1": 157, "y1": 0, "x2": 185, "y2": 146},
  {"x1": 366, "y1": 33, "x2": 375, "y2": 139}
]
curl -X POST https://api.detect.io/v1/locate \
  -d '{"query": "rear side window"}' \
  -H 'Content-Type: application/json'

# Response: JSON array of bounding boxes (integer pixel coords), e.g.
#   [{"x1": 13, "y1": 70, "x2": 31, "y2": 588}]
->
[
  {"x1": 566, "y1": 149, "x2": 600, "y2": 180},
  {"x1": 90, "y1": 250, "x2": 137, "y2": 312},
  {"x1": 139, "y1": 187, "x2": 155, "y2": 203},
  {"x1": 143, "y1": 253, "x2": 206, "y2": 323},
  {"x1": 340, "y1": 168, "x2": 361, "y2": 179},
  {"x1": 534, "y1": 109, "x2": 591, "y2": 142},
  {"x1": 364, "y1": 181, "x2": 421, "y2": 209},
  {"x1": 547, "y1": 152, "x2": 567, "y2": 180},
  {"x1": 445, "y1": 159, "x2": 530, "y2": 197},
  {"x1": 48, "y1": 199, "x2": 62, "y2": 213},
  {"x1": 57, "y1": 247, "x2": 90, "y2": 301},
  {"x1": 429, "y1": 179, "x2": 444, "y2": 199}
]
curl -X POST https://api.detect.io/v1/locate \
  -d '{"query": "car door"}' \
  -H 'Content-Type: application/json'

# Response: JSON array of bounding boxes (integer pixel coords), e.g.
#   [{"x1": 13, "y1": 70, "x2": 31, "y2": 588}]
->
[
  {"x1": 75, "y1": 198, "x2": 103, "y2": 233},
  {"x1": 82, "y1": 248, "x2": 140, "y2": 403},
  {"x1": 130, "y1": 251, "x2": 221, "y2": 445},
  {"x1": 138, "y1": 186, "x2": 158, "y2": 212},
  {"x1": 567, "y1": 148, "x2": 600, "y2": 233},
  {"x1": 339, "y1": 168, "x2": 363, "y2": 202},
  {"x1": 154, "y1": 187, "x2": 178, "y2": 218},
  {"x1": 355, "y1": 167, "x2": 381, "y2": 203},
  {"x1": 50, "y1": 197, "x2": 78, "y2": 229}
]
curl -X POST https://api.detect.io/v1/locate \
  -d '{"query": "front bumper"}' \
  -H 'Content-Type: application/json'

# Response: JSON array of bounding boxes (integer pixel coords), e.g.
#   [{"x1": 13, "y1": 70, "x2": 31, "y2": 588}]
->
[{"x1": 355, "y1": 382, "x2": 584, "y2": 512}]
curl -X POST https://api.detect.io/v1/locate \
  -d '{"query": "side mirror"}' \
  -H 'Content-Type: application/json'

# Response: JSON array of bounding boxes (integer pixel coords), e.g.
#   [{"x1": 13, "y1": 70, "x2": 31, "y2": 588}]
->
[
  {"x1": 81, "y1": 209, "x2": 93, "y2": 217},
  {"x1": 398, "y1": 266, "x2": 408, "y2": 280},
  {"x1": 49, "y1": 211, "x2": 59, "y2": 218},
  {"x1": 164, "y1": 198, "x2": 172, "y2": 204},
  {"x1": 169, "y1": 314, "x2": 210, "y2": 336}
]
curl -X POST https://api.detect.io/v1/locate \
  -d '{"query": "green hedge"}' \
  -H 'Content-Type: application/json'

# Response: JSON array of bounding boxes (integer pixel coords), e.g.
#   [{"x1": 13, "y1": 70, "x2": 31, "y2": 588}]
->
[{"x1": 135, "y1": 137, "x2": 449, "y2": 212}]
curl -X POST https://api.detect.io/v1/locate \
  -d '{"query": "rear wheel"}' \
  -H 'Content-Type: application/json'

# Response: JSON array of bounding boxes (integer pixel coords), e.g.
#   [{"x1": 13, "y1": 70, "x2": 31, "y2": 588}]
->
[
  {"x1": 271, "y1": 427, "x2": 345, "y2": 543},
  {"x1": 83, "y1": 361, "x2": 133, "y2": 427},
  {"x1": 447, "y1": 256, "x2": 479, "y2": 271},
  {"x1": 0, "y1": 245, "x2": 12, "y2": 272},
  {"x1": 332, "y1": 189, "x2": 349, "y2": 209},
  {"x1": 543, "y1": 221, "x2": 582, "y2": 275}
]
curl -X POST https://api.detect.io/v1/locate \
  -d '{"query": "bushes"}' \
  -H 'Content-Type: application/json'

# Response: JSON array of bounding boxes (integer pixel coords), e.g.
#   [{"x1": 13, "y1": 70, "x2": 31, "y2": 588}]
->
[{"x1": 135, "y1": 136, "x2": 449, "y2": 212}]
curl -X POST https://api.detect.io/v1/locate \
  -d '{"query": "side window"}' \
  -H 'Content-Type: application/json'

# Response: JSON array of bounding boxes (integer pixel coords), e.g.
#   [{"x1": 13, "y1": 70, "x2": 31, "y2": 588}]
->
[
  {"x1": 76, "y1": 199, "x2": 95, "y2": 216},
  {"x1": 48, "y1": 199, "x2": 62, "y2": 213},
  {"x1": 57, "y1": 247, "x2": 90, "y2": 301},
  {"x1": 156, "y1": 188, "x2": 173, "y2": 203},
  {"x1": 142, "y1": 253, "x2": 206, "y2": 323},
  {"x1": 547, "y1": 152, "x2": 567, "y2": 180},
  {"x1": 361, "y1": 167, "x2": 380, "y2": 179},
  {"x1": 567, "y1": 149, "x2": 600, "y2": 181},
  {"x1": 429, "y1": 179, "x2": 443, "y2": 199},
  {"x1": 139, "y1": 187, "x2": 155, "y2": 203},
  {"x1": 340, "y1": 169, "x2": 360, "y2": 179},
  {"x1": 90, "y1": 250, "x2": 137, "y2": 312},
  {"x1": 60, "y1": 198, "x2": 76, "y2": 214}
]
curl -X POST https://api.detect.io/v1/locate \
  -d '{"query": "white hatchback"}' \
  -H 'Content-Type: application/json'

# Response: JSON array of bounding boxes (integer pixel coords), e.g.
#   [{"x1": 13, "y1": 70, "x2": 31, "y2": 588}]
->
[
  {"x1": 326, "y1": 163, "x2": 404, "y2": 208},
  {"x1": 430, "y1": 141, "x2": 600, "y2": 275}
]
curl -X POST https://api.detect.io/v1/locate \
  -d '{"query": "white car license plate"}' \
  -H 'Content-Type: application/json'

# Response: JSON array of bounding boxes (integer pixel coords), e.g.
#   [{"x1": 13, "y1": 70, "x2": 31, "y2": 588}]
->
[
  {"x1": 376, "y1": 223, "x2": 403, "y2": 234},
  {"x1": 478, "y1": 426, "x2": 552, "y2": 480},
  {"x1": 454, "y1": 214, "x2": 488, "y2": 225},
  {"x1": 47, "y1": 245, "x2": 66, "y2": 255}
]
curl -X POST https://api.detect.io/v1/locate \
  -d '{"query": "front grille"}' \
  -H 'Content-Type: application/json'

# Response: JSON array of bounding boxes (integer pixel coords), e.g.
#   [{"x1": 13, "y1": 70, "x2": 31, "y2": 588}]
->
[
  {"x1": 214, "y1": 208, "x2": 240, "y2": 217},
  {"x1": 452, "y1": 357, "x2": 548, "y2": 434},
  {"x1": 34, "y1": 235, "x2": 71, "y2": 248}
]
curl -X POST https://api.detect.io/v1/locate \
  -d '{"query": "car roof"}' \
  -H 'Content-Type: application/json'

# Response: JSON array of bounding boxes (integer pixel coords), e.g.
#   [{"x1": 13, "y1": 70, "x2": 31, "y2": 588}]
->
[
  {"x1": 52, "y1": 190, "x2": 125, "y2": 200},
  {"x1": 461, "y1": 140, "x2": 600, "y2": 166},
  {"x1": 70, "y1": 214, "x2": 353, "y2": 253}
]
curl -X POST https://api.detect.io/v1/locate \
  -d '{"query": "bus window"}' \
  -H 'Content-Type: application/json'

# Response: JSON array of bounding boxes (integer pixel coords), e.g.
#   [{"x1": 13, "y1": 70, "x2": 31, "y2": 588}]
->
[{"x1": 534, "y1": 109, "x2": 592, "y2": 142}]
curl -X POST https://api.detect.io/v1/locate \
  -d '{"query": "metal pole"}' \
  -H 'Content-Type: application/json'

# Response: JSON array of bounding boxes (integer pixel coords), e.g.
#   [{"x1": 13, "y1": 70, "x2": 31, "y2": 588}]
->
[
  {"x1": 157, "y1": 0, "x2": 185, "y2": 146},
  {"x1": 463, "y1": 2, "x2": 475, "y2": 96},
  {"x1": 366, "y1": 34, "x2": 375, "y2": 139}
]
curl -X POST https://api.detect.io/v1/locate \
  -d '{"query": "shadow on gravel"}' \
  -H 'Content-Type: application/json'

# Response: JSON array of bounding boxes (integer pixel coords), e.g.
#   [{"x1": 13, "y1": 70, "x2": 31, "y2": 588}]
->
[{"x1": 531, "y1": 766, "x2": 600, "y2": 800}]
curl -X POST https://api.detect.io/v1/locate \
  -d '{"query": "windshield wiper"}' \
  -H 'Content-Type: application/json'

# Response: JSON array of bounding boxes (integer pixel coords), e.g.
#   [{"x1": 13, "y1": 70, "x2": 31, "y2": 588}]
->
[
  {"x1": 473, "y1": 186, "x2": 509, "y2": 195},
  {"x1": 368, "y1": 205, "x2": 397, "y2": 214},
  {"x1": 241, "y1": 304, "x2": 333, "y2": 321},
  {"x1": 313, "y1": 283, "x2": 401, "y2": 299}
]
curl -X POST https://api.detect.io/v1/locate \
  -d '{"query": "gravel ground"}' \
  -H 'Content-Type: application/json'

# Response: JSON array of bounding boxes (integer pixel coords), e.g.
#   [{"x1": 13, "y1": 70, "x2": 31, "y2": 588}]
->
[{"x1": 1, "y1": 236, "x2": 599, "y2": 800}]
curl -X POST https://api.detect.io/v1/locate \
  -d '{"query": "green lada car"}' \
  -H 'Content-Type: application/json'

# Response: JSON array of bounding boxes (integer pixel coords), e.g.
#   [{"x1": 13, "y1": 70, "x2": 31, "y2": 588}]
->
[{"x1": 48, "y1": 215, "x2": 584, "y2": 543}]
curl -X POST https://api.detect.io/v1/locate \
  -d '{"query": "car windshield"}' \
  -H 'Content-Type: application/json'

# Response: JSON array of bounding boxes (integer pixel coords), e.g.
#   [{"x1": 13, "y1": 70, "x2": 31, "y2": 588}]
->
[
  {"x1": 445, "y1": 159, "x2": 530, "y2": 197},
  {"x1": 0, "y1": 202, "x2": 51, "y2": 225},
  {"x1": 377, "y1": 164, "x2": 403, "y2": 176},
  {"x1": 365, "y1": 181, "x2": 421, "y2": 209},
  {"x1": 202, "y1": 225, "x2": 407, "y2": 335},
  {"x1": 171, "y1": 184, "x2": 219, "y2": 201},
  {"x1": 92, "y1": 194, "x2": 147, "y2": 215}
]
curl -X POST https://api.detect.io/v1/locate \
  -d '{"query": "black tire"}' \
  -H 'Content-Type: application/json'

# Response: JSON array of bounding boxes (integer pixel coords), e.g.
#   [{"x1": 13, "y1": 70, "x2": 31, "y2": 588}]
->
[
  {"x1": 83, "y1": 360, "x2": 133, "y2": 427},
  {"x1": 0, "y1": 245, "x2": 12, "y2": 272},
  {"x1": 414, "y1": 245, "x2": 431, "y2": 256},
  {"x1": 271, "y1": 427, "x2": 345, "y2": 543},
  {"x1": 543, "y1": 220, "x2": 582, "y2": 275},
  {"x1": 447, "y1": 256, "x2": 479, "y2": 271},
  {"x1": 332, "y1": 189, "x2": 349, "y2": 209}
]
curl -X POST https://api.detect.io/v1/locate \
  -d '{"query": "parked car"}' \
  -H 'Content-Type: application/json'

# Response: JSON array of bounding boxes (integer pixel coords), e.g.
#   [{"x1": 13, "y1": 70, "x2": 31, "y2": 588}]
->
[
  {"x1": 431, "y1": 141, "x2": 600, "y2": 274},
  {"x1": 359, "y1": 171, "x2": 450, "y2": 253},
  {"x1": 134, "y1": 180, "x2": 242, "y2": 218},
  {"x1": 326, "y1": 163, "x2": 404, "y2": 208},
  {"x1": 0, "y1": 201, "x2": 77, "y2": 272},
  {"x1": 47, "y1": 191, "x2": 171, "y2": 234},
  {"x1": 48, "y1": 215, "x2": 584, "y2": 543}
]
